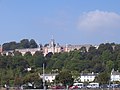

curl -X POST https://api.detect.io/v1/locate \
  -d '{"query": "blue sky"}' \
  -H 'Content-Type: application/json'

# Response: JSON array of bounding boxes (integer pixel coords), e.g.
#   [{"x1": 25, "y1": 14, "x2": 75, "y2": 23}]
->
[{"x1": 0, "y1": 0, "x2": 120, "y2": 45}]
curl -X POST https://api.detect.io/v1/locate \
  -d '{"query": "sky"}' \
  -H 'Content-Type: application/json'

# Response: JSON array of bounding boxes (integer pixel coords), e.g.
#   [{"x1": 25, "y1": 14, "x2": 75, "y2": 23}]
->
[{"x1": 0, "y1": 0, "x2": 120, "y2": 45}]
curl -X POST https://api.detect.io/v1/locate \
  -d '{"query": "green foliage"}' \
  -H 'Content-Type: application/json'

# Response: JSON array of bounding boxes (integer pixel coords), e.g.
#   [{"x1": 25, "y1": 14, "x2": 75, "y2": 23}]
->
[
  {"x1": 3, "y1": 39, "x2": 38, "y2": 51},
  {"x1": 55, "y1": 71, "x2": 74, "y2": 86},
  {"x1": 29, "y1": 39, "x2": 38, "y2": 48},
  {"x1": 96, "y1": 72, "x2": 110, "y2": 84},
  {"x1": 1, "y1": 41, "x2": 120, "y2": 86},
  {"x1": 106, "y1": 60, "x2": 114, "y2": 72},
  {"x1": 34, "y1": 54, "x2": 45, "y2": 68}
]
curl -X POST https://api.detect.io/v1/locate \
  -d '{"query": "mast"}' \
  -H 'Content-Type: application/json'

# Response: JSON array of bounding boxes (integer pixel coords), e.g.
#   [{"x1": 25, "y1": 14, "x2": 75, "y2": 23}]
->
[{"x1": 43, "y1": 63, "x2": 46, "y2": 90}]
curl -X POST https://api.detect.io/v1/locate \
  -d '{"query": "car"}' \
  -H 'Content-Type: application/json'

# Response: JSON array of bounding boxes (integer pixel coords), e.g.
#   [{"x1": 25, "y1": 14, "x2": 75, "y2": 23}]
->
[
  {"x1": 100, "y1": 84, "x2": 109, "y2": 88},
  {"x1": 69, "y1": 85, "x2": 81, "y2": 89},
  {"x1": 50, "y1": 85, "x2": 65, "y2": 89},
  {"x1": 87, "y1": 83, "x2": 99, "y2": 88},
  {"x1": 69, "y1": 83, "x2": 84, "y2": 89}
]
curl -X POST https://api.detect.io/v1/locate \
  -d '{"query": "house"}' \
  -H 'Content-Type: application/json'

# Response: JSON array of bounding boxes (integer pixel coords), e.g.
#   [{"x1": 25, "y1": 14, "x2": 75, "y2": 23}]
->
[
  {"x1": 79, "y1": 72, "x2": 98, "y2": 82},
  {"x1": 111, "y1": 69, "x2": 120, "y2": 82},
  {"x1": 40, "y1": 73, "x2": 58, "y2": 83}
]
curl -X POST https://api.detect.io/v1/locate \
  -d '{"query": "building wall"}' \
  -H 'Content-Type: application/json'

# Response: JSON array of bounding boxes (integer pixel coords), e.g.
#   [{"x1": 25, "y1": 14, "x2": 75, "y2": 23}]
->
[
  {"x1": 0, "y1": 39, "x2": 93, "y2": 56},
  {"x1": 40, "y1": 74, "x2": 58, "y2": 83},
  {"x1": 15, "y1": 48, "x2": 41, "y2": 56},
  {"x1": 80, "y1": 75, "x2": 96, "y2": 82},
  {"x1": 111, "y1": 75, "x2": 120, "y2": 82}
]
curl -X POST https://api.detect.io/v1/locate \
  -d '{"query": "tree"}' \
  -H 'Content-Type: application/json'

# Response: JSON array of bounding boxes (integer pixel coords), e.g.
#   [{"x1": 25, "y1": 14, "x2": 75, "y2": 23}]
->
[
  {"x1": 33, "y1": 52, "x2": 45, "y2": 68},
  {"x1": 96, "y1": 72, "x2": 110, "y2": 85},
  {"x1": 14, "y1": 75, "x2": 23, "y2": 86},
  {"x1": 53, "y1": 59, "x2": 63, "y2": 70},
  {"x1": 71, "y1": 70, "x2": 80, "y2": 82},
  {"x1": 33, "y1": 51, "x2": 43, "y2": 56},
  {"x1": 23, "y1": 73, "x2": 43, "y2": 88},
  {"x1": 55, "y1": 71, "x2": 74, "y2": 86},
  {"x1": 106, "y1": 60, "x2": 114, "y2": 72},
  {"x1": 98, "y1": 43, "x2": 113, "y2": 54},
  {"x1": 93, "y1": 63, "x2": 105, "y2": 73},
  {"x1": 80, "y1": 46, "x2": 87, "y2": 53},
  {"x1": 2, "y1": 43, "x2": 11, "y2": 51},
  {"x1": 24, "y1": 52, "x2": 32, "y2": 57},
  {"x1": 20, "y1": 39, "x2": 30, "y2": 48},
  {"x1": 29, "y1": 39, "x2": 38, "y2": 48},
  {"x1": 45, "y1": 52, "x2": 53, "y2": 59},
  {"x1": 114, "y1": 44, "x2": 120, "y2": 52},
  {"x1": 101, "y1": 50, "x2": 112, "y2": 62},
  {"x1": 14, "y1": 51, "x2": 22, "y2": 56}
]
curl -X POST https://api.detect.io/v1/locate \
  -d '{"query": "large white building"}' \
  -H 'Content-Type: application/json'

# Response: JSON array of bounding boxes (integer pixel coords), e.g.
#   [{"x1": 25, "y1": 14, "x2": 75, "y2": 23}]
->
[
  {"x1": 111, "y1": 69, "x2": 120, "y2": 82},
  {"x1": 79, "y1": 72, "x2": 98, "y2": 82}
]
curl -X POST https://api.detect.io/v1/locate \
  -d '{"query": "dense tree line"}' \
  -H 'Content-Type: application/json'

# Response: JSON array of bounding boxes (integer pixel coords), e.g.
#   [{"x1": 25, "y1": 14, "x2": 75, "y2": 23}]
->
[
  {"x1": 2, "y1": 39, "x2": 38, "y2": 51},
  {"x1": 1, "y1": 41, "x2": 120, "y2": 87}
]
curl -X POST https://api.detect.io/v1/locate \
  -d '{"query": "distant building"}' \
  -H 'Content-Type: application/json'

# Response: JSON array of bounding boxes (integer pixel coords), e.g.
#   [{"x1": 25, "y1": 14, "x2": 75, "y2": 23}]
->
[
  {"x1": 43, "y1": 39, "x2": 62, "y2": 56},
  {"x1": 2, "y1": 50, "x2": 14, "y2": 56},
  {"x1": 43, "y1": 39, "x2": 92, "y2": 56},
  {"x1": 15, "y1": 48, "x2": 41, "y2": 56},
  {"x1": 111, "y1": 69, "x2": 120, "y2": 82},
  {"x1": 63, "y1": 44, "x2": 91, "y2": 52},
  {"x1": 79, "y1": 72, "x2": 98, "y2": 82},
  {"x1": 0, "y1": 38, "x2": 93, "y2": 56}
]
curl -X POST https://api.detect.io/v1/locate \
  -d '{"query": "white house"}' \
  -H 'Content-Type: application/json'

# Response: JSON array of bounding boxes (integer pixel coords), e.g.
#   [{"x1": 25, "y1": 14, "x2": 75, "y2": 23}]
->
[
  {"x1": 111, "y1": 69, "x2": 120, "y2": 82},
  {"x1": 40, "y1": 73, "x2": 58, "y2": 83},
  {"x1": 80, "y1": 72, "x2": 98, "y2": 82}
]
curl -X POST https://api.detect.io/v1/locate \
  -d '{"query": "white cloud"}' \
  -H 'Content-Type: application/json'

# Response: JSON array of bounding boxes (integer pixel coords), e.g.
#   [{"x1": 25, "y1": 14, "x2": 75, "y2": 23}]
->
[{"x1": 78, "y1": 10, "x2": 120, "y2": 32}]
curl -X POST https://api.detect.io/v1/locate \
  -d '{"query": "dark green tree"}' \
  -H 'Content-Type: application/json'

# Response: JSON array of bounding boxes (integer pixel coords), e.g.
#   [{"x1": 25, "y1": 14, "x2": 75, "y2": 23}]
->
[
  {"x1": 20, "y1": 39, "x2": 30, "y2": 48},
  {"x1": 29, "y1": 39, "x2": 38, "y2": 48},
  {"x1": 96, "y1": 72, "x2": 110, "y2": 84},
  {"x1": 55, "y1": 71, "x2": 74, "y2": 86}
]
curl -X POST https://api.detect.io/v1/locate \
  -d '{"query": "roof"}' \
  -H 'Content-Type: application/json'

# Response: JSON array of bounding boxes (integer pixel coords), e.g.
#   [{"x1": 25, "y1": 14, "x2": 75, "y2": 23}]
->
[
  {"x1": 40, "y1": 73, "x2": 58, "y2": 77},
  {"x1": 111, "y1": 71, "x2": 120, "y2": 75},
  {"x1": 111, "y1": 69, "x2": 120, "y2": 75},
  {"x1": 80, "y1": 72, "x2": 98, "y2": 76}
]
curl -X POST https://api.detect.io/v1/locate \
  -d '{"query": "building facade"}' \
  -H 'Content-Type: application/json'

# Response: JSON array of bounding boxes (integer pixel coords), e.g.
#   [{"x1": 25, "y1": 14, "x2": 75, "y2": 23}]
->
[
  {"x1": 1, "y1": 39, "x2": 92, "y2": 56},
  {"x1": 79, "y1": 72, "x2": 98, "y2": 82},
  {"x1": 111, "y1": 69, "x2": 120, "y2": 82},
  {"x1": 40, "y1": 73, "x2": 58, "y2": 83},
  {"x1": 16, "y1": 48, "x2": 41, "y2": 56}
]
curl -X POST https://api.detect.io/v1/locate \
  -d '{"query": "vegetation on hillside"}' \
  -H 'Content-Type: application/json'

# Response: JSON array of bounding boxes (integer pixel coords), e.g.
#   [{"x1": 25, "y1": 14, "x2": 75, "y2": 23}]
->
[{"x1": 0, "y1": 39, "x2": 120, "y2": 87}]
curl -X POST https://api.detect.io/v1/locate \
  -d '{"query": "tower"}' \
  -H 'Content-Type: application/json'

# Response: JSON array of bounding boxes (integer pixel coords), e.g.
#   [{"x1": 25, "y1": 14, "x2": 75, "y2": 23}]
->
[
  {"x1": 46, "y1": 35, "x2": 56, "y2": 54},
  {"x1": 49, "y1": 37, "x2": 55, "y2": 54}
]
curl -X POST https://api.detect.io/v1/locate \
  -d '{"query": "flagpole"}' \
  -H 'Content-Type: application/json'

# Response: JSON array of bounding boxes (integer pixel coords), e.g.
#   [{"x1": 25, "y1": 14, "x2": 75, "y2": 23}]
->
[{"x1": 43, "y1": 63, "x2": 46, "y2": 90}]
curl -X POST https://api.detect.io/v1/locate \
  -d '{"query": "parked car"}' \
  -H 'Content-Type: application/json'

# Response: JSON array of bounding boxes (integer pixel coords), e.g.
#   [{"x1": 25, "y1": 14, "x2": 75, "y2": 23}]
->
[
  {"x1": 100, "y1": 84, "x2": 109, "y2": 88},
  {"x1": 69, "y1": 83, "x2": 84, "y2": 89},
  {"x1": 87, "y1": 83, "x2": 99, "y2": 88},
  {"x1": 109, "y1": 84, "x2": 119, "y2": 88},
  {"x1": 69, "y1": 85, "x2": 80, "y2": 89},
  {"x1": 50, "y1": 85, "x2": 65, "y2": 89}
]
